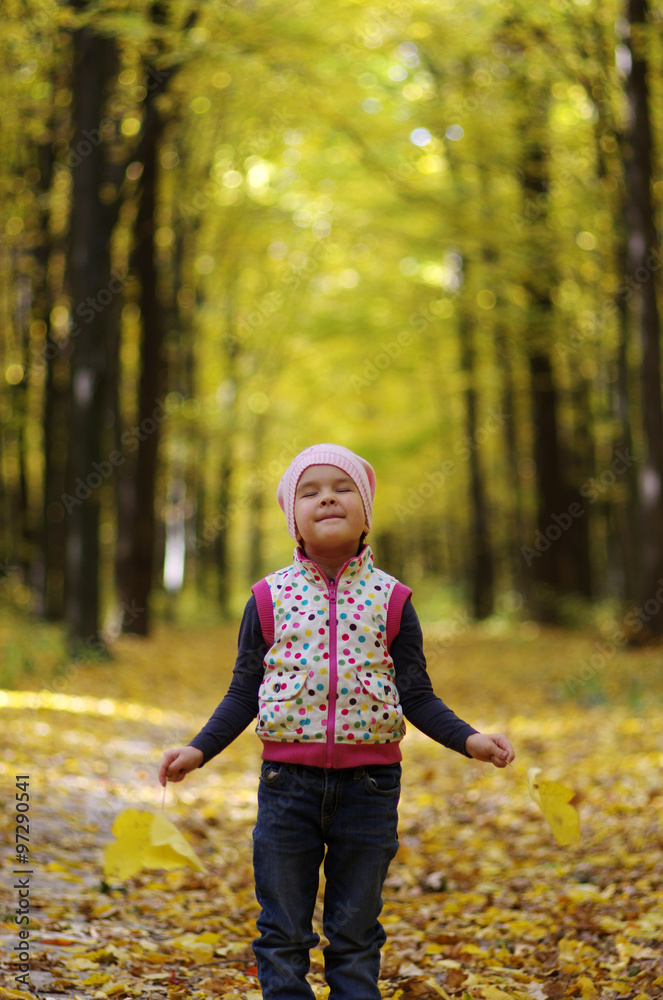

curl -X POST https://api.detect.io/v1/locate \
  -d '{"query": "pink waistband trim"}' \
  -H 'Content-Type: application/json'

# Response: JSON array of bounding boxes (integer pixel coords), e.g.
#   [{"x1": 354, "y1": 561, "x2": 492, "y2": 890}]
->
[{"x1": 260, "y1": 739, "x2": 403, "y2": 769}]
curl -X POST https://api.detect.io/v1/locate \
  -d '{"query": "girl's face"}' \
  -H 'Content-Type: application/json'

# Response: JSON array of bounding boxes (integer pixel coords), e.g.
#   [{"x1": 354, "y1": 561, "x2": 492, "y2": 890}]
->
[{"x1": 294, "y1": 464, "x2": 368, "y2": 557}]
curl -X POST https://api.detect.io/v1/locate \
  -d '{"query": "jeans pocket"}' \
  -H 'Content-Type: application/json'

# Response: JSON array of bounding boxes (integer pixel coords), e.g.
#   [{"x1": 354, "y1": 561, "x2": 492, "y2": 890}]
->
[
  {"x1": 259, "y1": 761, "x2": 286, "y2": 789},
  {"x1": 362, "y1": 763, "x2": 401, "y2": 797}
]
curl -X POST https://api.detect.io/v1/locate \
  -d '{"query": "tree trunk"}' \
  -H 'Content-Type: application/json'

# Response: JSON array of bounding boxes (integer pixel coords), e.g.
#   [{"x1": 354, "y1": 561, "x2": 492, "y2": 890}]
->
[
  {"x1": 624, "y1": 0, "x2": 663, "y2": 634},
  {"x1": 614, "y1": 269, "x2": 640, "y2": 601},
  {"x1": 215, "y1": 283, "x2": 241, "y2": 619},
  {"x1": 216, "y1": 426, "x2": 235, "y2": 619},
  {"x1": 114, "y1": 5, "x2": 192, "y2": 634},
  {"x1": 458, "y1": 295, "x2": 494, "y2": 619},
  {"x1": 42, "y1": 339, "x2": 72, "y2": 621},
  {"x1": 35, "y1": 134, "x2": 71, "y2": 621},
  {"x1": 13, "y1": 275, "x2": 32, "y2": 585},
  {"x1": 495, "y1": 328, "x2": 527, "y2": 603},
  {"x1": 63, "y1": 22, "x2": 117, "y2": 651},
  {"x1": 247, "y1": 411, "x2": 265, "y2": 585},
  {"x1": 527, "y1": 351, "x2": 563, "y2": 619},
  {"x1": 115, "y1": 120, "x2": 166, "y2": 636}
]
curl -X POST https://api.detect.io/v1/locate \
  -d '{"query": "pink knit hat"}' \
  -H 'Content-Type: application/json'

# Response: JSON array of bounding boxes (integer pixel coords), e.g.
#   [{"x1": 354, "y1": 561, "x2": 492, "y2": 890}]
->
[{"x1": 277, "y1": 443, "x2": 376, "y2": 540}]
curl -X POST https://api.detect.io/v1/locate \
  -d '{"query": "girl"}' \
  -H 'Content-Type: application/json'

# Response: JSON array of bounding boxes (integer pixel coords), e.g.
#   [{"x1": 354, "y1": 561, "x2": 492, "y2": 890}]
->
[{"x1": 159, "y1": 443, "x2": 514, "y2": 1000}]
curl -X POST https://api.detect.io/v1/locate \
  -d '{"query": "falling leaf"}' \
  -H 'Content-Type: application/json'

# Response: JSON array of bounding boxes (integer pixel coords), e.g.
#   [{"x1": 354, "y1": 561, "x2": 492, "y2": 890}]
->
[
  {"x1": 103, "y1": 808, "x2": 206, "y2": 880},
  {"x1": 527, "y1": 767, "x2": 581, "y2": 846}
]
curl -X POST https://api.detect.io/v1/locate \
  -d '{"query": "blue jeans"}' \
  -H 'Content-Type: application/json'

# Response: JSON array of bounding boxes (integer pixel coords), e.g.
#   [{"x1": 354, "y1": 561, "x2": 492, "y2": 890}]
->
[{"x1": 252, "y1": 760, "x2": 401, "y2": 1000}]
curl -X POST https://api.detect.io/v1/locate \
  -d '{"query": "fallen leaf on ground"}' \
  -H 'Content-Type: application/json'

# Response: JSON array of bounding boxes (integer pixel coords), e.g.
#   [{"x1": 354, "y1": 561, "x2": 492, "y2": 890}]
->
[{"x1": 3, "y1": 623, "x2": 663, "y2": 1000}]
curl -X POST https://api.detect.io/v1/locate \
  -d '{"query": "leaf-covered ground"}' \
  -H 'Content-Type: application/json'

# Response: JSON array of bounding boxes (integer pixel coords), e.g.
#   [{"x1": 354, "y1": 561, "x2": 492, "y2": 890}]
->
[{"x1": 1, "y1": 619, "x2": 662, "y2": 1000}]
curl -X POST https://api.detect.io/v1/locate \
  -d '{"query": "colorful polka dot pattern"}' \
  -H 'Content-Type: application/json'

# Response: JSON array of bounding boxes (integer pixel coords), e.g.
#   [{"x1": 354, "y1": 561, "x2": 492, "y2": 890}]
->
[{"x1": 256, "y1": 546, "x2": 405, "y2": 746}]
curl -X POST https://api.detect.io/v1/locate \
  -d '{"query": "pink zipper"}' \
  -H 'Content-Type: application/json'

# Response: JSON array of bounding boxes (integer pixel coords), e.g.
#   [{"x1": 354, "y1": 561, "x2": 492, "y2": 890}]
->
[{"x1": 325, "y1": 579, "x2": 338, "y2": 768}]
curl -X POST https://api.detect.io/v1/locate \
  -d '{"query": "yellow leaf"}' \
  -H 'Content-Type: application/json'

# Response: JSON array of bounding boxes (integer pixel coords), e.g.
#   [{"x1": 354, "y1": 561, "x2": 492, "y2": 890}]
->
[
  {"x1": 527, "y1": 767, "x2": 581, "y2": 846},
  {"x1": 564, "y1": 885, "x2": 600, "y2": 902},
  {"x1": 481, "y1": 987, "x2": 516, "y2": 1000},
  {"x1": 458, "y1": 943, "x2": 484, "y2": 955},
  {"x1": 64, "y1": 957, "x2": 100, "y2": 971},
  {"x1": 103, "y1": 808, "x2": 206, "y2": 880},
  {"x1": 616, "y1": 937, "x2": 660, "y2": 961},
  {"x1": 0, "y1": 990, "x2": 38, "y2": 1000},
  {"x1": 577, "y1": 976, "x2": 597, "y2": 998},
  {"x1": 83, "y1": 973, "x2": 112, "y2": 986},
  {"x1": 101, "y1": 984, "x2": 142, "y2": 997},
  {"x1": 168, "y1": 931, "x2": 221, "y2": 963}
]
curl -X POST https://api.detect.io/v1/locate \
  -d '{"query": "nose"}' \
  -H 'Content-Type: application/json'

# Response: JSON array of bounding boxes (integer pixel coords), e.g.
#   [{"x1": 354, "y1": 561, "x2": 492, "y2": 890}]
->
[{"x1": 320, "y1": 495, "x2": 336, "y2": 506}]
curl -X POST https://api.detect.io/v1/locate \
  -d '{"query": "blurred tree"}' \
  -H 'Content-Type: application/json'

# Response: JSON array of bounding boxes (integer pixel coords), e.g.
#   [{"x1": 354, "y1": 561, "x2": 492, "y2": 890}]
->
[
  {"x1": 503, "y1": 14, "x2": 593, "y2": 622},
  {"x1": 62, "y1": 10, "x2": 119, "y2": 650},
  {"x1": 115, "y1": 2, "x2": 196, "y2": 636},
  {"x1": 622, "y1": 0, "x2": 663, "y2": 636},
  {"x1": 1, "y1": 0, "x2": 662, "y2": 644}
]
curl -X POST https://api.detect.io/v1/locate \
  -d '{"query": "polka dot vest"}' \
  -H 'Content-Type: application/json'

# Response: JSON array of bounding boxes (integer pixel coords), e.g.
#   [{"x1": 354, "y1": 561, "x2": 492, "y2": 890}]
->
[{"x1": 252, "y1": 546, "x2": 409, "y2": 755}]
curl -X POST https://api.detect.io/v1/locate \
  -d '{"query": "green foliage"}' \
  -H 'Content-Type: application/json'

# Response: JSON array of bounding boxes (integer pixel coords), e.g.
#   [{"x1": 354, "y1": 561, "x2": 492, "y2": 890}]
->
[{"x1": 0, "y1": 0, "x2": 660, "y2": 625}]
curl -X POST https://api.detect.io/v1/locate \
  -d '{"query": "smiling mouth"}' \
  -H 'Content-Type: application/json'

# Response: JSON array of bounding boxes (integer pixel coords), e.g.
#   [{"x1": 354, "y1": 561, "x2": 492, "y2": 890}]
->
[{"x1": 318, "y1": 514, "x2": 343, "y2": 521}]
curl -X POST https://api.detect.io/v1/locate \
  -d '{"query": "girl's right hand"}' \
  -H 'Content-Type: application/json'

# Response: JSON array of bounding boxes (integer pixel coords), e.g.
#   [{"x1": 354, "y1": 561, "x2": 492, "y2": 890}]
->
[{"x1": 158, "y1": 746, "x2": 204, "y2": 786}]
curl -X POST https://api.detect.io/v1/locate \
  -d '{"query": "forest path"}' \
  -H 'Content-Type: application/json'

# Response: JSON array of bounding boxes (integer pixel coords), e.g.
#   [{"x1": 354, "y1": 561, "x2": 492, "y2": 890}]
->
[{"x1": 1, "y1": 622, "x2": 662, "y2": 999}]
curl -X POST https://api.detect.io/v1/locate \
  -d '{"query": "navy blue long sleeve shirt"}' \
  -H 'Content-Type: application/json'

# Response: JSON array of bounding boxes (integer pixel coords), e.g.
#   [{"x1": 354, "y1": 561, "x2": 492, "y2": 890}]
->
[{"x1": 189, "y1": 595, "x2": 478, "y2": 764}]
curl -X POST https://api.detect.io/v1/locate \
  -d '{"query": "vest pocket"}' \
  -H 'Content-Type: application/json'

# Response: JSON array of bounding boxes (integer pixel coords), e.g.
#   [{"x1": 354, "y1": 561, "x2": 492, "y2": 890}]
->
[
  {"x1": 260, "y1": 671, "x2": 305, "y2": 703},
  {"x1": 258, "y1": 671, "x2": 308, "y2": 736},
  {"x1": 356, "y1": 668, "x2": 399, "y2": 707}
]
